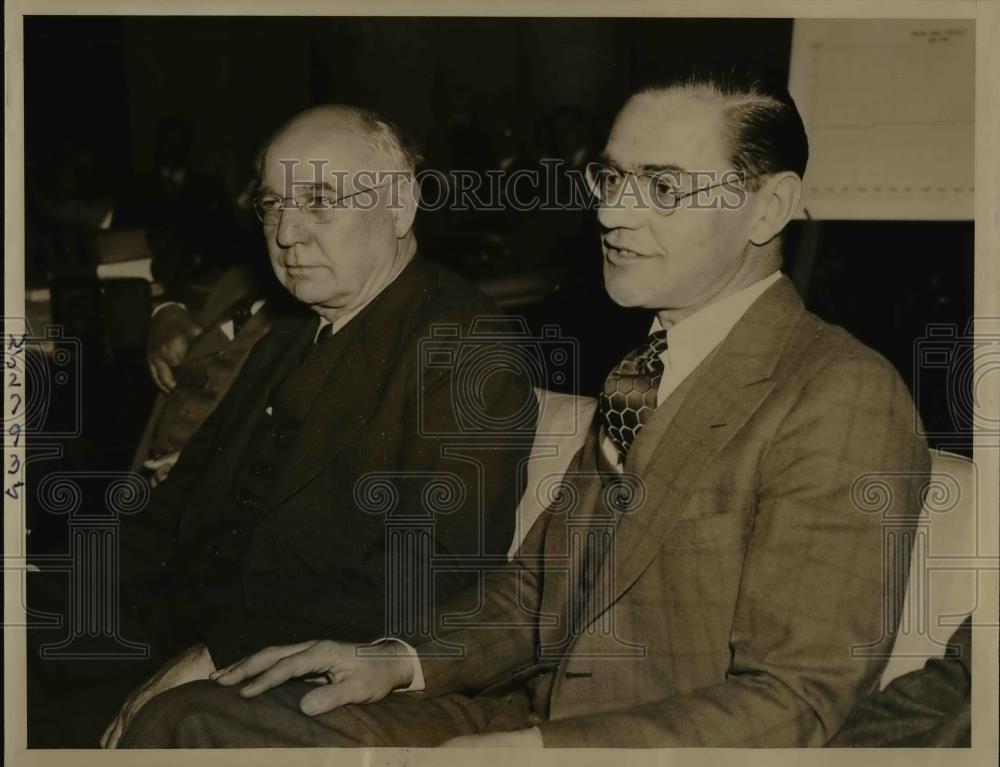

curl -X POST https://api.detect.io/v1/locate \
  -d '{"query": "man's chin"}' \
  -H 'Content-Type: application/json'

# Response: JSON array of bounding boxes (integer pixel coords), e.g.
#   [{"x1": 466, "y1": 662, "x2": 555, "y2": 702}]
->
[
  {"x1": 603, "y1": 274, "x2": 650, "y2": 309},
  {"x1": 286, "y1": 281, "x2": 347, "y2": 307},
  {"x1": 303, "y1": 293, "x2": 360, "y2": 316}
]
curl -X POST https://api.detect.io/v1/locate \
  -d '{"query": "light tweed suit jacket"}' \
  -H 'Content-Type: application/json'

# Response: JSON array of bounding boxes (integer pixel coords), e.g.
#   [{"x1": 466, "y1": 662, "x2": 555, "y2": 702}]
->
[{"x1": 415, "y1": 276, "x2": 931, "y2": 747}]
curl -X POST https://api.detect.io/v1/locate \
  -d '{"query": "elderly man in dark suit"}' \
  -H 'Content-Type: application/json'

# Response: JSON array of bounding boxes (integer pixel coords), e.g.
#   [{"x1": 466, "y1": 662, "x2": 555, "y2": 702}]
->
[
  {"x1": 121, "y1": 71, "x2": 930, "y2": 748},
  {"x1": 29, "y1": 105, "x2": 537, "y2": 748}
]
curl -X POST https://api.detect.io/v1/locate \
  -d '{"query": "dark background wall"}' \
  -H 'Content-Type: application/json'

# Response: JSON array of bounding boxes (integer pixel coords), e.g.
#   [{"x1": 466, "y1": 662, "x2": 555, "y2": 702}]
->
[{"x1": 25, "y1": 16, "x2": 793, "y2": 200}]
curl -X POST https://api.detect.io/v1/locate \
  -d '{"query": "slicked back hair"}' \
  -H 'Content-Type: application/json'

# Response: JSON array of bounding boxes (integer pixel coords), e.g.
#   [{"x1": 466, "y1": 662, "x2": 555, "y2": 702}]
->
[{"x1": 641, "y1": 67, "x2": 808, "y2": 191}]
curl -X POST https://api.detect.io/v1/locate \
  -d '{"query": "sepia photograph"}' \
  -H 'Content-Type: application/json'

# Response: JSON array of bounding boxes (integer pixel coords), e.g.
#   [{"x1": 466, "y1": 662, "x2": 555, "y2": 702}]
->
[{"x1": 3, "y1": 0, "x2": 997, "y2": 764}]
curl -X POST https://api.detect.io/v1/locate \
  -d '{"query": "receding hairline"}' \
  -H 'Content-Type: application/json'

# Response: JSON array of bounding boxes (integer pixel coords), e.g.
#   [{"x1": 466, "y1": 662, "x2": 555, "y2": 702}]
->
[
  {"x1": 256, "y1": 104, "x2": 419, "y2": 184},
  {"x1": 609, "y1": 89, "x2": 732, "y2": 166},
  {"x1": 620, "y1": 85, "x2": 779, "y2": 138},
  {"x1": 640, "y1": 79, "x2": 784, "y2": 111},
  {"x1": 276, "y1": 105, "x2": 373, "y2": 140},
  {"x1": 620, "y1": 83, "x2": 793, "y2": 185},
  {"x1": 264, "y1": 107, "x2": 379, "y2": 165}
]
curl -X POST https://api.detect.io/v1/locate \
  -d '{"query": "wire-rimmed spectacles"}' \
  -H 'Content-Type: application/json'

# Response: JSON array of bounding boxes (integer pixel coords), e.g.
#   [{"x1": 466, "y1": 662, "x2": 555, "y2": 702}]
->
[
  {"x1": 585, "y1": 161, "x2": 757, "y2": 216},
  {"x1": 253, "y1": 181, "x2": 390, "y2": 226}
]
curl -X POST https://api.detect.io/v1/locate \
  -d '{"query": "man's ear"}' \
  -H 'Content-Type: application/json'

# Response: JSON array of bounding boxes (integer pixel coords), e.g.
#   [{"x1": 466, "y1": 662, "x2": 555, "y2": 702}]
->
[
  {"x1": 749, "y1": 172, "x2": 802, "y2": 246},
  {"x1": 390, "y1": 176, "x2": 419, "y2": 239}
]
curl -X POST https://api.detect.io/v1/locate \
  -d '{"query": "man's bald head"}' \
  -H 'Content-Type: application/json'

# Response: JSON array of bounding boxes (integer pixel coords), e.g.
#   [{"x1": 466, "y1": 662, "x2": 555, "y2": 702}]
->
[{"x1": 259, "y1": 105, "x2": 421, "y2": 183}]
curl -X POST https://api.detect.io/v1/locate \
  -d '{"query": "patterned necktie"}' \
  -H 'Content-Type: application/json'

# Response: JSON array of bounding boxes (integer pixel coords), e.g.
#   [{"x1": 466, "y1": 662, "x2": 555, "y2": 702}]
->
[{"x1": 598, "y1": 329, "x2": 669, "y2": 461}]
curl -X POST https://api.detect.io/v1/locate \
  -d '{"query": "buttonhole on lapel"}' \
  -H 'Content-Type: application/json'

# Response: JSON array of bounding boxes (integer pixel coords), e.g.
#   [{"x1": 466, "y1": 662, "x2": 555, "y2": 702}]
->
[
  {"x1": 709, "y1": 422, "x2": 727, "y2": 429},
  {"x1": 564, "y1": 671, "x2": 592, "y2": 679}
]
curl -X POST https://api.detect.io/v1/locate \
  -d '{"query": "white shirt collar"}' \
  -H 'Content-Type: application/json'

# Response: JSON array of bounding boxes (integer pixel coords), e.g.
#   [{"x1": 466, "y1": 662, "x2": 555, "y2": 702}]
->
[
  {"x1": 313, "y1": 258, "x2": 413, "y2": 342},
  {"x1": 650, "y1": 270, "x2": 783, "y2": 385},
  {"x1": 314, "y1": 310, "x2": 355, "y2": 343},
  {"x1": 599, "y1": 270, "x2": 782, "y2": 472}
]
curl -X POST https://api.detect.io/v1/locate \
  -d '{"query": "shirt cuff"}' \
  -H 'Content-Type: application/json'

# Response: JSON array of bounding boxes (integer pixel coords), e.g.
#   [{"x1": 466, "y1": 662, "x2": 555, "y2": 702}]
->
[
  {"x1": 151, "y1": 300, "x2": 188, "y2": 318},
  {"x1": 373, "y1": 638, "x2": 425, "y2": 692}
]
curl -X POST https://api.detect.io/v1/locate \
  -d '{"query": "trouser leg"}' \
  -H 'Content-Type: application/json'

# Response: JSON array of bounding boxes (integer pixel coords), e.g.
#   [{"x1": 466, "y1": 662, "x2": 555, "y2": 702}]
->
[{"x1": 121, "y1": 679, "x2": 538, "y2": 748}]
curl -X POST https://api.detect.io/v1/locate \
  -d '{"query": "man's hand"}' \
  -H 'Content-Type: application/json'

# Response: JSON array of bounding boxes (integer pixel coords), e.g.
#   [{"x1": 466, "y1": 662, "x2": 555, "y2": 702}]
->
[
  {"x1": 147, "y1": 304, "x2": 201, "y2": 393},
  {"x1": 211, "y1": 639, "x2": 413, "y2": 716},
  {"x1": 441, "y1": 728, "x2": 544, "y2": 748},
  {"x1": 101, "y1": 642, "x2": 215, "y2": 749}
]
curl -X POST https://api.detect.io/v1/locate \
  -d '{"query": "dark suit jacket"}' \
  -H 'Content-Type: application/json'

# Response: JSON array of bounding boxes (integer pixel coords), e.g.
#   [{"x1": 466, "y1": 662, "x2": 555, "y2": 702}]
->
[
  {"x1": 119, "y1": 257, "x2": 537, "y2": 668},
  {"x1": 415, "y1": 275, "x2": 931, "y2": 747}
]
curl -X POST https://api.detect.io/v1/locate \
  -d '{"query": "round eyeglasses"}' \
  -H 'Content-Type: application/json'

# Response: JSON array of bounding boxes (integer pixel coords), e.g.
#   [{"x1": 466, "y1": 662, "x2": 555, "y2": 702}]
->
[
  {"x1": 585, "y1": 162, "x2": 756, "y2": 216},
  {"x1": 253, "y1": 182, "x2": 389, "y2": 226}
]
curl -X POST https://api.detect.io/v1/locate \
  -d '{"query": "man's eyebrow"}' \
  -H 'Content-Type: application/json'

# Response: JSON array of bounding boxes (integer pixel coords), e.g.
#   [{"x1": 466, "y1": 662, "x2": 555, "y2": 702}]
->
[
  {"x1": 636, "y1": 162, "x2": 687, "y2": 175},
  {"x1": 255, "y1": 181, "x2": 336, "y2": 195},
  {"x1": 295, "y1": 181, "x2": 337, "y2": 192},
  {"x1": 595, "y1": 153, "x2": 688, "y2": 176}
]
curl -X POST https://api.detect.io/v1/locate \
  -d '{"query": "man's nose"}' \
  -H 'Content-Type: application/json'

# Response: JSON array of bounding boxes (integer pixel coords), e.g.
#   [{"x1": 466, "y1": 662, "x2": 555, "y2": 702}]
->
[
  {"x1": 274, "y1": 206, "x2": 309, "y2": 249},
  {"x1": 595, "y1": 195, "x2": 643, "y2": 231}
]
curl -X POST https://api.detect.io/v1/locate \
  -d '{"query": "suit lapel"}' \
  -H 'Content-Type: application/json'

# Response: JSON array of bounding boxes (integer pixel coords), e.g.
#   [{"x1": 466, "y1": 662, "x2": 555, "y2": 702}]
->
[
  {"x1": 238, "y1": 310, "x2": 315, "y2": 383},
  {"x1": 537, "y1": 424, "x2": 610, "y2": 655},
  {"x1": 263, "y1": 259, "x2": 435, "y2": 512},
  {"x1": 215, "y1": 311, "x2": 315, "y2": 443},
  {"x1": 577, "y1": 277, "x2": 806, "y2": 633},
  {"x1": 264, "y1": 321, "x2": 380, "y2": 510}
]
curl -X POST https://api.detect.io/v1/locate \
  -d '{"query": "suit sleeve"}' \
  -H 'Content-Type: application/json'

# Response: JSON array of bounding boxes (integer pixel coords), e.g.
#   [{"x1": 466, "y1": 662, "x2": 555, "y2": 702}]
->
[
  {"x1": 827, "y1": 616, "x2": 971, "y2": 747},
  {"x1": 413, "y1": 498, "x2": 553, "y2": 697},
  {"x1": 390, "y1": 328, "x2": 539, "y2": 635},
  {"x1": 117, "y1": 398, "x2": 228, "y2": 652},
  {"x1": 405, "y1": 333, "x2": 537, "y2": 550},
  {"x1": 399, "y1": 325, "x2": 566, "y2": 694},
  {"x1": 537, "y1": 354, "x2": 931, "y2": 747}
]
